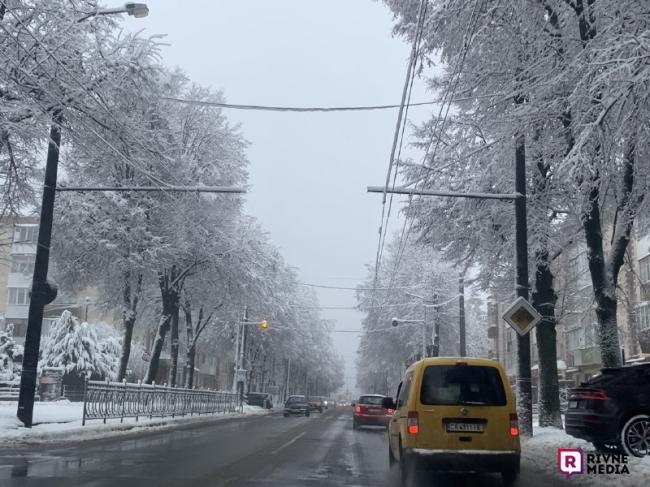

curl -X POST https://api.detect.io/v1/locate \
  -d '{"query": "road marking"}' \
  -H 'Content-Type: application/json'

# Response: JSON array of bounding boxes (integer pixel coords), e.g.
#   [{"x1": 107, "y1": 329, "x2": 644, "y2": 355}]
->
[{"x1": 270, "y1": 431, "x2": 307, "y2": 455}]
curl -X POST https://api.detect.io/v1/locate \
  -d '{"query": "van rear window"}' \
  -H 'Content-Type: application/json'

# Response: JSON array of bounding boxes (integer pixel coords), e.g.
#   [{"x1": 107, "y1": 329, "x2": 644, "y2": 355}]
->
[{"x1": 420, "y1": 365, "x2": 507, "y2": 406}]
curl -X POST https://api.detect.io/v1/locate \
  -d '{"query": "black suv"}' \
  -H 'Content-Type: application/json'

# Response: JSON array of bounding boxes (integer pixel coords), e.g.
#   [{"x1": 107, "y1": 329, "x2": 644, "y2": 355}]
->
[{"x1": 565, "y1": 363, "x2": 650, "y2": 457}]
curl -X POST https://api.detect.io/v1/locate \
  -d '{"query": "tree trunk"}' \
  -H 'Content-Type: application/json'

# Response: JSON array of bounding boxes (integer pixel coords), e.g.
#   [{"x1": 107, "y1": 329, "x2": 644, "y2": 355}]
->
[
  {"x1": 117, "y1": 272, "x2": 142, "y2": 382},
  {"x1": 532, "y1": 256, "x2": 562, "y2": 427},
  {"x1": 582, "y1": 175, "x2": 621, "y2": 369},
  {"x1": 186, "y1": 345, "x2": 196, "y2": 389},
  {"x1": 145, "y1": 311, "x2": 172, "y2": 384},
  {"x1": 168, "y1": 304, "x2": 180, "y2": 387},
  {"x1": 145, "y1": 267, "x2": 179, "y2": 384}
]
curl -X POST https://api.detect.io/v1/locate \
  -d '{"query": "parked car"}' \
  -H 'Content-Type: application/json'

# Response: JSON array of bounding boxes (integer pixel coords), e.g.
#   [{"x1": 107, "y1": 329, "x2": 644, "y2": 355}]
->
[
  {"x1": 246, "y1": 392, "x2": 273, "y2": 409},
  {"x1": 384, "y1": 357, "x2": 520, "y2": 486},
  {"x1": 565, "y1": 363, "x2": 650, "y2": 457},
  {"x1": 284, "y1": 395, "x2": 310, "y2": 417},
  {"x1": 353, "y1": 394, "x2": 391, "y2": 429},
  {"x1": 308, "y1": 396, "x2": 324, "y2": 413}
]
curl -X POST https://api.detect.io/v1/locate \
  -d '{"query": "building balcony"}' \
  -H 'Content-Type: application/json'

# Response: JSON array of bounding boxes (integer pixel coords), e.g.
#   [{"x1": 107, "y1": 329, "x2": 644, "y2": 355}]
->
[
  {"x1": 571, "y1": 345, "x2": 601, "y2": 367},
  {"x1": 7, "y1": 272, "x2": 32, "y2": 288},
  {"x1": 11, "y1": 242, "x2": 36, "y2": 255}
]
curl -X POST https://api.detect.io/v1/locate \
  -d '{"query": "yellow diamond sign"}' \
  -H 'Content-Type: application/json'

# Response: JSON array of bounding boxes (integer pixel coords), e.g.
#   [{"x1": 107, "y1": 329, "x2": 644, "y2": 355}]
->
[{"x1": 502, "y1": 297, "x2": 542, "y2": 336}]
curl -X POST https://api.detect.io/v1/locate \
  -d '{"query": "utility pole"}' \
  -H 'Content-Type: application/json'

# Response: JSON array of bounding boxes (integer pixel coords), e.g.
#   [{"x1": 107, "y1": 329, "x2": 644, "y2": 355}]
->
[
  {"x1": 17, "y1": 114, "x2": 62, "y2": 428},
  {"x1": 459, "y1": 277, "x2": 466, "y2": 357},
  {"x1": 285, "y1": 358, "x2": 291, "y2": 401},
  {"x1": 515, "y1": 134, "x2": 533, "y2": 437},
  {"x1": 368, "y1": 137, "x2": 534, "y2": 436}
]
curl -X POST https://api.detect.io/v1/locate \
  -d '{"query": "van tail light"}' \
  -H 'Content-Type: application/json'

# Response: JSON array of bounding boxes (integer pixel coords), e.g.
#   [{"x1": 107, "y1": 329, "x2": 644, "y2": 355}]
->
[
  {"x1": 509, "y1": 413, "x2": 519, "y2": 437},
  {"x1": 407, "y1": 411, "x2": 419, "y2": 434},
  {"x1": 354, "y1": 405, "x2": 361, "y2": 413},
  {"x1": 578, "y1": 391, "x2": 608, "y2": 401}
]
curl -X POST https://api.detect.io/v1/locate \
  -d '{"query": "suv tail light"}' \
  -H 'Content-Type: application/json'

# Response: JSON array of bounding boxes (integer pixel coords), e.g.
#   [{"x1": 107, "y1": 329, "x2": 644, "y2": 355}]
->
[
  {"x1": 407, "y1": 411, "x2": 419, "y2": 434},
  {"x1": 509, "y1": 413, "x2": 519, "y2": 437},
  {"x1": 386, "y1": 408, "x2": 394, "y2": 415},
  {"x1": 354, "y1": 405, "x2": 361, "y2": 413},
  {"x1": 578, "y1": 391, "x2": 608, "y2": 401}
]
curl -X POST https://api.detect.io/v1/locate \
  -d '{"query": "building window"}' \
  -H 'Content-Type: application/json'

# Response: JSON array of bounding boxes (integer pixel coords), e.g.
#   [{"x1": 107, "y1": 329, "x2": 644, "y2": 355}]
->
[
  {"x1": 636, "y1": 303, "x2": 650, "y2": 332},
  {"x1": 640, "y1": 256, "x2": 650, "y2": 285},
  {"x1": 10, "y1": 255, "x2": 35, "y2": 275},
  {"x1": 8, "y1": 287, "x2": 30, "y2": 305},
  {"x1": 14, "y1": 225, "x2": 38, "y2": 244}
]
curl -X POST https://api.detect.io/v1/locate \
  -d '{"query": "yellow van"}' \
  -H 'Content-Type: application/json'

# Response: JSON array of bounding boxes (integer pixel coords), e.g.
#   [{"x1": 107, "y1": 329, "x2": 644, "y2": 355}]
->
[{"x1": 383, "y1": 357, "x2": 521, "y2": 485}]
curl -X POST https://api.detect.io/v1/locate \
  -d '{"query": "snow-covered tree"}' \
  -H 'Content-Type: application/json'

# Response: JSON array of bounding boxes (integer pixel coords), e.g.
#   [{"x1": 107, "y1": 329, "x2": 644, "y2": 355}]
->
[
  {"x1": 0, "y1": 324, "x2": 23, "y2": 382},
  {"x1": 40, "y1": 311, "x2": 120, "y2": 386}
]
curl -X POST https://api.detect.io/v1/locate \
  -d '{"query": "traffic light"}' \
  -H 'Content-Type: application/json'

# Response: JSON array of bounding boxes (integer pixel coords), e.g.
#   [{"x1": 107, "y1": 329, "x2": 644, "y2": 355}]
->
[{"x1": 260, "y1": 320, "x2": 269, "y2": 330}]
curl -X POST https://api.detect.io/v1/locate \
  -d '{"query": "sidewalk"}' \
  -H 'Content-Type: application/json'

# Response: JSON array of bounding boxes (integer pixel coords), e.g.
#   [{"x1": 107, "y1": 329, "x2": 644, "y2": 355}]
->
[
  {"x1": 0, "y1": 400, "x2": 271, "y2": 446},
  {"x1": 522, "y1": 420, "x2": 650, "y2": 486}
]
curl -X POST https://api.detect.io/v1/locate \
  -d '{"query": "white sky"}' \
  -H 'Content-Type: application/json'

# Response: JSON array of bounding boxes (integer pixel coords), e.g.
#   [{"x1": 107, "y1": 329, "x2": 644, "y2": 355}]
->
[{"x1": 125, "y1": 0, "x2": 431, "y2": 395}]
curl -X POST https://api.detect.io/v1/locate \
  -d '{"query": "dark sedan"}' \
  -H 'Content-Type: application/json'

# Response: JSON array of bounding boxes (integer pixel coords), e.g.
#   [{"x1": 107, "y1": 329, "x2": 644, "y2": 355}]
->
[
  {"x1": 565, "y1": 363, "x2": 650, "y2": 457},
  {"x1": 283, "y1": 395, "x2": 310, "y2": 417}
]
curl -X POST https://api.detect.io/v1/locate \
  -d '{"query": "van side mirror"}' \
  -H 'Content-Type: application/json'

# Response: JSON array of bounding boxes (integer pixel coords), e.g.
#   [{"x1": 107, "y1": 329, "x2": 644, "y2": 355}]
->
[{"x1": 382, "y1": 397, "x2": 396, "y2": 410}]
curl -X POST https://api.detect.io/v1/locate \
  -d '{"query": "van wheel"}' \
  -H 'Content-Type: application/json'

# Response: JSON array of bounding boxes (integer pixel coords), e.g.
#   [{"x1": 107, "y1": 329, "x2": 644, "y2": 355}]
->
[
  {"x1": 621, "y1": 414, "x2": 650, "y2": 457},
  {"x1": 501, "y1": 460, "x2": 520, "y2": 486},
  {"x1": 399, "y1": 445, "x2": 416, "y2": 487}
]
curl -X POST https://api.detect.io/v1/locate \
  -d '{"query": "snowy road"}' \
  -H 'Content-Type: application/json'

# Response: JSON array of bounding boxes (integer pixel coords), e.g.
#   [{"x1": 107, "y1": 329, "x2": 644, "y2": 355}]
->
[{"x1": 0, "y1": 407, "x2": 569, "y2": 487}]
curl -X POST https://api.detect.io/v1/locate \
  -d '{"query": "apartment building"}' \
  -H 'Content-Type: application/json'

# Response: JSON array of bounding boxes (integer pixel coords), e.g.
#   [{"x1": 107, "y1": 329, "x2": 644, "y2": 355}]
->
[
  {"x1": 0, "y1": 217, "x2": 100, "y2": 344},
  {"x1": 488, "y1": 213, "x2": 650, "y2": 389}
]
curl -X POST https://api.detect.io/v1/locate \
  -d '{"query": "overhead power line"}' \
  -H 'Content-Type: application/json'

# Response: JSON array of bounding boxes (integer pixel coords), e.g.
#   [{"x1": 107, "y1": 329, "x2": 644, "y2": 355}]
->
[
  {"x1": 161, "y1": 96, "x2": 442, "y2": 112},
  {"x1": 298, "y1": 282, "x2": 426, "y2": 291}
]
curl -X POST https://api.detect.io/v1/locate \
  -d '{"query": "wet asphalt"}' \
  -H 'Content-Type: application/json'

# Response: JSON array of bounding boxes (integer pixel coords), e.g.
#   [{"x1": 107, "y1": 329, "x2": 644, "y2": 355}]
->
[{"x1": 0, "y1": 407, "x2": 564, "y2": 487}]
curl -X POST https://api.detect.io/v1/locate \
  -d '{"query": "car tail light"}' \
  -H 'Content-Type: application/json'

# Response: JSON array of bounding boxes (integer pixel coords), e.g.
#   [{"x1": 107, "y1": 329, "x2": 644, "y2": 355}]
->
[
  {"x1": 509, "y1": 413, "x2": 519, "y2": 437},
  {"x1": 407, "y1": 411, "x2": 419, "y2": 434},
  {"x1": 578, "y1": 391, "x2": 608, "y2": 401},
  {"x1": 354, "y1": 405, "x2": 361, "y2": 413}
]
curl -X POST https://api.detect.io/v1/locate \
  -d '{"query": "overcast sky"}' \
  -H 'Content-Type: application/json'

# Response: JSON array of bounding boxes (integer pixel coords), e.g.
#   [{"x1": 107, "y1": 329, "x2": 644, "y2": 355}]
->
[{"x1": 126, "y1": 0, "x2": 430, "y2": 395}]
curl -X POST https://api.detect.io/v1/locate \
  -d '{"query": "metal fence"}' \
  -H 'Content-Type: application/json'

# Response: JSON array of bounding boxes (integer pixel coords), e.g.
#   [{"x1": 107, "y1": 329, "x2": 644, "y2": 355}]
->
[{"x1": 82, "y1": 379, "x2": 239, "y2": 425}]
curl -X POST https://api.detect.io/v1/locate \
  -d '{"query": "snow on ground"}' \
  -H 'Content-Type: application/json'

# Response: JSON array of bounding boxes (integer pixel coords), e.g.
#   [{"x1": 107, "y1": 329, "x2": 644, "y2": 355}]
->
[
  {"x1": 522, "y1": 417, "x2": 650, "y2": 486},
  {"x1": 0, "y1": 400, "x2": 270, "y2": 446}
]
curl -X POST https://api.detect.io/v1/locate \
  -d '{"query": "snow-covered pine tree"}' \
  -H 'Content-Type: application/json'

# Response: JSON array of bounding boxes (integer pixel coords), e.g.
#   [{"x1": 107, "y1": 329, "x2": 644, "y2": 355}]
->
[{"x1": 40, "y1": 311, "x2": 120, "y2": 387}]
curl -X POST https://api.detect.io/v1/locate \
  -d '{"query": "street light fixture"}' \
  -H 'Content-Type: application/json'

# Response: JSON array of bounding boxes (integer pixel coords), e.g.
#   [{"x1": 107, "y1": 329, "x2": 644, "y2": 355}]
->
[{"x1": 77, "y1": 3, "x2": 149, "y2": 22}]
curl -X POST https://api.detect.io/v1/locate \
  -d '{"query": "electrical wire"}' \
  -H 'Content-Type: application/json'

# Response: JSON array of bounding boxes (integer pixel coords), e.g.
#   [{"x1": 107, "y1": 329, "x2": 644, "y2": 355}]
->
[{"x1": 160, "y1": 97, "x2": 446, "y2": 112}]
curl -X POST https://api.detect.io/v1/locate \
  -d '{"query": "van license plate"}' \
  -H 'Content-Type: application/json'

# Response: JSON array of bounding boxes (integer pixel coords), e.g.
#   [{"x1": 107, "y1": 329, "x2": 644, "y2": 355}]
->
[{"x1": 446, "y1": 422, "x2": 484, "y2": 433}]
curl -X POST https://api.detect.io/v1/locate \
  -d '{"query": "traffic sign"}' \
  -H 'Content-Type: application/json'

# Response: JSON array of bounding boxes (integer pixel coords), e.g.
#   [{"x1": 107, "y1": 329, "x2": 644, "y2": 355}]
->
[{"x1": 502, "y1": 296, "x2": 542, "y2": 336}]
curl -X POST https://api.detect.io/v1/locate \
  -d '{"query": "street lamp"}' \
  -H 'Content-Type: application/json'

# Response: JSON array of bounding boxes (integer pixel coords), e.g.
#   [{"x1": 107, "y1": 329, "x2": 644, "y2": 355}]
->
[
  {"x1": 391, "y1": 317, "x2": 427, "y2": 359},
  {"x1": 16, "y1": 4, "x2": 150, "y2": 429},
  {"x1": 77, "y1": 3, "x2": 149, "y2": 22}
]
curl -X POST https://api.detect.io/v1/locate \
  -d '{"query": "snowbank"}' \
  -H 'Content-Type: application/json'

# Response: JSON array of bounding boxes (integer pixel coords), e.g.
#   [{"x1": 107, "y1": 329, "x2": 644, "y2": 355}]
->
[
  {"x1": 522, "y1": 421, "x2": 650, "y2": 486},
  {"x1": 0, "y1": 401, "x2": 270, "y2": 446}
]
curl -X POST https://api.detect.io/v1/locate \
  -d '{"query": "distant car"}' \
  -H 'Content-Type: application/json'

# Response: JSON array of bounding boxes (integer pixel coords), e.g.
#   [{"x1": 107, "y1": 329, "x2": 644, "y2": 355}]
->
[
  {"x1": 246, "y1": 392, "x2": 273, "y2": 409},
  {"x1": 284, "y1": 395, "x2": 310, "y2": 417},
  {"x1": 565, "y1": 363, "x2": 650, "y2": 457},
  {"x1": 352, "y1": 394, "x2": 391, "y2": 429},
  {"x1": 308, "y1": 396, "x2": 324, "y2": 413}
]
